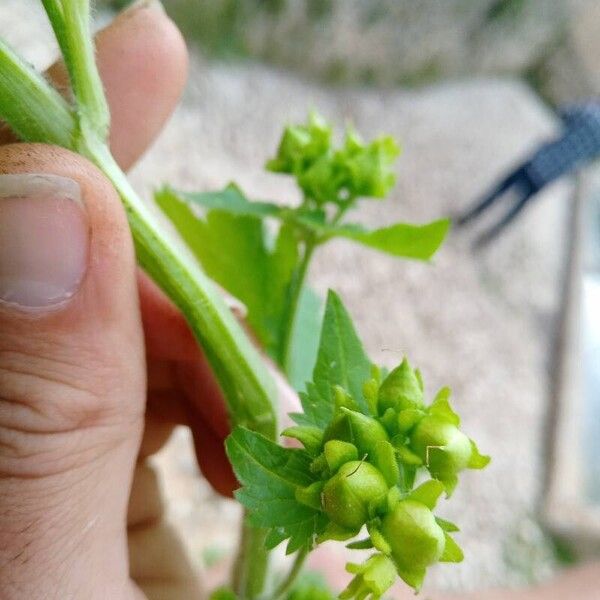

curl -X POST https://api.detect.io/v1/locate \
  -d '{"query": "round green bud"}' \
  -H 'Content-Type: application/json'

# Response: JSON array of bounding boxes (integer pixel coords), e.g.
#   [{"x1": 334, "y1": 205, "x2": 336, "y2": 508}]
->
[
  {"x1": 322, "y1": 461, "x2": 388, "y2": 531},
  {"x1": 377, "y1": 359, "x2": 424, "y2": 415},
  {"x1": 410, "y1": 416, "x2": 472, "y2": 479},
  {"x1": 323, "y1": 409, "x2": 389, "y2": 457},
  {"x1": 380, "y1": 499, "x2": 445, "y2": 570}
]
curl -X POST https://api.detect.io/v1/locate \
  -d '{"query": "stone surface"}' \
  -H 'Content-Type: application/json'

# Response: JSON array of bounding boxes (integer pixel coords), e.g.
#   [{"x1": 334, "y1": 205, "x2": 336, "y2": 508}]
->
[{"x1": 0, "y1": 1, "x2": 577, "y2": 594}]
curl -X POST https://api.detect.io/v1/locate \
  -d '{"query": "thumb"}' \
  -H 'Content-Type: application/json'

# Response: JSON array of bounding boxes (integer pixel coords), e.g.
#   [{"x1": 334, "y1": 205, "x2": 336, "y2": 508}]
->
[{"x1": 0, "y1": 144, "x2": 145, "y2": 599}]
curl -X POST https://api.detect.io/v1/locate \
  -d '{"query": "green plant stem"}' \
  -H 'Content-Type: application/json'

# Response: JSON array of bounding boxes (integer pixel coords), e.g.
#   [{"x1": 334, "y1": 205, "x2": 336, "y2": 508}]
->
[
  {"x1": 0, "y1": 39, "x2": 76, "y2": 146},
  {"x1": 233, "y1": 519, "x2": 270, "y2": 599},
  {"x1": 42, "y1": 0, "x2": 110, "y2": 141},
  {"x1": 280, "y1": 238, "x2": 316, "y2": 378},
  {"x1": 272, "y1": 548, "x2": 309, "y2": 600},
  {"x1": 91, "y1": 143, "x2": 278, "y2": 439}
]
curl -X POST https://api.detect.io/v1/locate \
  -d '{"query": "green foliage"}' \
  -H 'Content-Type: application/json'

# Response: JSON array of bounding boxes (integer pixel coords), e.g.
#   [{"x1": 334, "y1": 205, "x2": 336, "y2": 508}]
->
[
  {"x1": 156, "y1": 112, "x2": 449, "y2": 400},
  {"x1": 228, "y1": 292, "x2": 490, "y2": 597},
  {"x1": 156, "y1": 187, "x2": 299, "y2": 361}
]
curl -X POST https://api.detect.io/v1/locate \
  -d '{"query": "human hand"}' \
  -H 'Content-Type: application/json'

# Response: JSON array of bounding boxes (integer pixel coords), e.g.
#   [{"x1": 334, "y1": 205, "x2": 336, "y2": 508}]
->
[{"x1": 0, "y1": 3, "x2": 240, "y2": 598}]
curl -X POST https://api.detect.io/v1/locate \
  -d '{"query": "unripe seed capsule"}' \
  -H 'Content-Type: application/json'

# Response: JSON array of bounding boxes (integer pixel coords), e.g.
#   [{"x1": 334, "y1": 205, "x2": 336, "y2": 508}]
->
[
  {"x1": 378, "y1": 359, "x2": 424, "y2": 415},
  {"x1": 410, "y1": 416, "x2": 472, "y2": 479},
  {"x1": 380, "y1": 499, "x2": 445, "y2": 571},
  {"x1": 323, "y1": 408, "x2": 389, "y2": 457},
  {"x1": 322, "y1": 461, "x2": 388, "y2": 530}
]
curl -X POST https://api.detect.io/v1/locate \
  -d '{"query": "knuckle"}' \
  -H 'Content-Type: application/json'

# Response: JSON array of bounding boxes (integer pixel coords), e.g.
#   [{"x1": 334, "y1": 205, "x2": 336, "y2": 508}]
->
[{"x1": 0, "y1": 340, "x2": 143, "y2": 477}]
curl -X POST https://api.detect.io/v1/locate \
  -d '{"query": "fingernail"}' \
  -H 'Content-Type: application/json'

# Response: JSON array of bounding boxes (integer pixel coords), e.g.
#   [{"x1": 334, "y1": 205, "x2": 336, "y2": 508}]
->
[{"x1": 0, "y1": 174, "x2": 88, "y2": 311}]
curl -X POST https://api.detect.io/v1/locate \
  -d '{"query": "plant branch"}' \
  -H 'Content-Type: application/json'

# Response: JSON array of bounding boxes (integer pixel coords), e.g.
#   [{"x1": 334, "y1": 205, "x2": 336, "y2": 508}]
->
[
  {"x1": 0, "y1": 39, "x2": 76, "y2": 146},
  {"x1": 232, "y1": 519, "x2": 270, "y2": 600},
  {"x1": 49, "y1": 0, "x2": 110, "y2": 142},
  {"x1": 272, "y1": 547, "x2": 309, "y2": 600}
]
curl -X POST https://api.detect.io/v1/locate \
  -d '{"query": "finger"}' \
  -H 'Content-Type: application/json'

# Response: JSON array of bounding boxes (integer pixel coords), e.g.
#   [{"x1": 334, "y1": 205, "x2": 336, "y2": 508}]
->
[
  {"x1": 1, "y1": 0, "x2": 188, "y2": 171},
  {"x1": 0, "y1": 144, "x2": 144, "y2": 599},
  {"x1": 127, "y1": 462, "x2": 204, "y2": 599}
]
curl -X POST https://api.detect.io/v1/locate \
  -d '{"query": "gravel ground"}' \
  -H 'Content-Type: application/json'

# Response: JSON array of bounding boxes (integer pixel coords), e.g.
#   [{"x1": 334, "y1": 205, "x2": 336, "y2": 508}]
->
[{"x1": 1, "y1": 2, "x2": 575, "y2": 594}]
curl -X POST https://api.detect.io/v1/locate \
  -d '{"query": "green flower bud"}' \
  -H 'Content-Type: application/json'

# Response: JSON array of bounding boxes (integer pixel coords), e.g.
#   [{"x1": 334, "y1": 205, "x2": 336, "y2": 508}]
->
[
  {"x1": 410, "y1": 415, "x2": 472, "y2": 481},
  {"x1": 322, "y1": 461, "x2": 388, "y2": 530},
  {"x1": 380, "y1": 499, "x2": 445, "y2": 573},
  {"x1": 324, "y1": 440, "x2": 359, "y2": 473},
  {"x1": 323, "y1": 408, "x2": 389, "y2": 457},
  {"x1": 266, "y1": 111, "x2": 332, "y2": 175},
  {"x1": 338, "y1": 131, "x2": 401, "y2": 199},
  {"x1": 339, "y1": 554, "x2": 397, "y2": 600},
  {"x1": 377, "y1": 358, "x2": 424, "y2": 415}
]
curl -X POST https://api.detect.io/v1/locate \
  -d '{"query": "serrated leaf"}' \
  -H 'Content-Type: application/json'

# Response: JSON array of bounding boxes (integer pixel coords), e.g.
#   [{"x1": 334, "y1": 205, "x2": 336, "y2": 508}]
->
[
  {"x1": 226, "y1": 427, "x2": 324, "y2": 552},
  {"x1": 303, "y1": 291, "x2": 371, "y2": 427},
  {"x1": 440, "y1": 533, "x2": 464, "y2": 563}
]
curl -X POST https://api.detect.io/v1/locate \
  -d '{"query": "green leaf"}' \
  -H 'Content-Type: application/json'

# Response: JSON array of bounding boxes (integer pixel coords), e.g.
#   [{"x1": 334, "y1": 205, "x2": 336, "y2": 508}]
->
[
  {"x1": 440, "y1": 533, "x2": 464, "y2": 563},
  {"x1": 310, "y1": 291, "x2": 372, "y2": 422},
  {"x1": 175, "y1": 183, "x2": 284, "y2": 218},
  {"x1": 332, "y1": 219, "x2": 450, "y2": 261},
  {"x1": 226, "y1": 427, "x2": 324, "y2": 552},
  {"x1": 285, "y1": 286, "x2": 323, "y2": 392},
  {"x1": 155, "y1": 188, "x2": 299, "y2": 360}
]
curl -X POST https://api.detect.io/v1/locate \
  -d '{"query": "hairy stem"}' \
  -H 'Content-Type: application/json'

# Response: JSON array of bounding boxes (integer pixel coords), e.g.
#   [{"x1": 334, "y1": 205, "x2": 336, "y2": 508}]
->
[
  {"x1": 0, "y1": 39, "x2": 76, "y2": 146},
  {"x1": 42, "y1": 0, "x2": 110, "y2": 141}
]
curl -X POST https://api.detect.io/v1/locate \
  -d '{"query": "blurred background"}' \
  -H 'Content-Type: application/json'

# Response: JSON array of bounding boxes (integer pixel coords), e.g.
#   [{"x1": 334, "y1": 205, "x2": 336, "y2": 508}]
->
[{"x1": 2, "y1": 0, "x2": 600, "y2": 596}]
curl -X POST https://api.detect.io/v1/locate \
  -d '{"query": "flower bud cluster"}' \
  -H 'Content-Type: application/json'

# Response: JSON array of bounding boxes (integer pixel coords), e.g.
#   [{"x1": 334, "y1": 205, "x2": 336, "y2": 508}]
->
[
  {"x1": 266, "y1": 111, "x2": 400, "y2": 208},
  {"x1": 283, "y1": 358, "x2": 489, "y2": 598}
]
